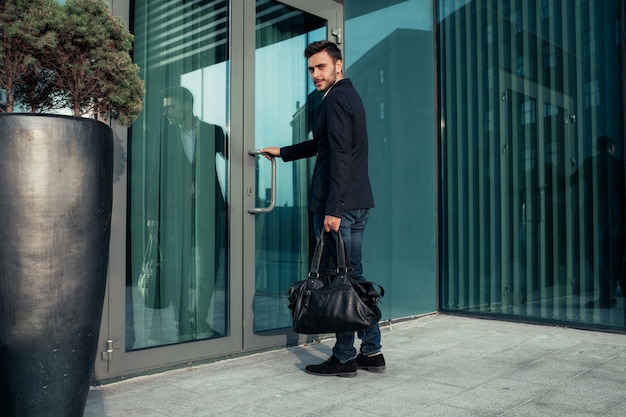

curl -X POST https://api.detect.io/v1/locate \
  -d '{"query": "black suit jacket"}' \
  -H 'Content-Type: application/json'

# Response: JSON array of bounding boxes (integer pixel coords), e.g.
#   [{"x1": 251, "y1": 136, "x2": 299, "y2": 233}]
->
[
  {"x1": 281, "y1": 78, "x2": 374, "y2": 217},
  {"x1": 571, "y1": 150, "x2": 625, "y2": 226}
]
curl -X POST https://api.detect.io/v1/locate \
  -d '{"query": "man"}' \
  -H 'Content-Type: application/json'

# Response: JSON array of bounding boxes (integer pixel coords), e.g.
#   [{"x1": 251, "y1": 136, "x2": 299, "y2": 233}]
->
[
  {"x1": 261, "y1": 40, "x2": 383, "y2": 377},
  {"x1": 571, "y1": 135, "x2": 625, "y2": 309},
  {"x1": 158, "y1": 86, "x2": 227, "y2": 340}
]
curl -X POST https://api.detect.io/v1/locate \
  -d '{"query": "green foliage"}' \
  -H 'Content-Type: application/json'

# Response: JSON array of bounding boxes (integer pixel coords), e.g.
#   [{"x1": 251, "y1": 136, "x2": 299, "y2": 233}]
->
[
  {"x1": 0, "y1": 0, "x2": 144, "y2": 125},
  {"x1": 0, "y1": 0, "x2": 61, "y2": 112}
]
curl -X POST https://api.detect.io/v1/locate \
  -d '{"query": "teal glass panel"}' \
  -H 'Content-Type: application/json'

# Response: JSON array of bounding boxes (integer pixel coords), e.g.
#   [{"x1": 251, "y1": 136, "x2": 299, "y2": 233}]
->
[
  {"x1": 439, "y1": 1, "x2": 626, "y2": 328},
  {"x1": 344, "y1": 0, "x2": 437, "y2": 318},
  {"x1": 253, "y1": 0, "x2": 326, "y2": 332},
  {"x1": 127, "y1": 0, "x2": 229, "y2": 349}
]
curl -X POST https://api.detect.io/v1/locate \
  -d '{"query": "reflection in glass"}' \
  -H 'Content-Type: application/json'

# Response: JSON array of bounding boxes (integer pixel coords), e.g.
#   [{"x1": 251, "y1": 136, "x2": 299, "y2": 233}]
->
[
  {"x1": 344, "y1": 0, "x2": 437, "y2": 317},
  {"x1": 128, "y1": 0, "x2": 229, "y2": 349},
  {"x1": 253, "y1": 0, "x2": 326, "y2": 332},
  {"x1": 570, "y1": 136, "x2": 625, "y2": 310},
  {"x1": 439, "y1": 1, "x2": 625, "y2": 327}
]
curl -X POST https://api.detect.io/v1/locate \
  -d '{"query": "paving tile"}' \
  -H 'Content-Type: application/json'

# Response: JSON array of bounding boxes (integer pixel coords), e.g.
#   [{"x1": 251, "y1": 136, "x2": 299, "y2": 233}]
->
[{"x1": 84, "y1": 315, "x2": 626, "y2": 417}]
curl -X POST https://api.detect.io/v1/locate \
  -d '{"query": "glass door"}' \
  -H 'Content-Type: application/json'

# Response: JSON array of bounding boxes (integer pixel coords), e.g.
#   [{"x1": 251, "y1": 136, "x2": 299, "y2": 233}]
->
[
  {"x1": 242, "y1": 0, "x2": 342, "y2": 349},
  {"x1": 94, "y1": 0, "x2": 342, "y2": 381}
]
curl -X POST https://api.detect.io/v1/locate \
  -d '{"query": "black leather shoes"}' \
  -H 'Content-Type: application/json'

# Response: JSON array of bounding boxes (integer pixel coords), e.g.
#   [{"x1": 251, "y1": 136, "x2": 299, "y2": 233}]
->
[
  {"x1": 356, "y1": 353, "x2": 386, "y2": 373},
  {"x1": 305, "y1": 356, "x2": 357, "y2": 377}
]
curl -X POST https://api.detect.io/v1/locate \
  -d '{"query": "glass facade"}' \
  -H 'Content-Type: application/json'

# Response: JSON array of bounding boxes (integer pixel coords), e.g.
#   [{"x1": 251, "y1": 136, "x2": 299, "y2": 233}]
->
[
  {"x1": 439, "y1": 1, "x2": 626, "y2": 328},
  {"x1": 345, "y1": 0, "x2": 438, "y2": 318},
  {"x1": 127, "y1": 0, "x2": 230, "y2": 349},
  {"x1": 105, "y1": 0, "x2": 626, "y2": 380}
]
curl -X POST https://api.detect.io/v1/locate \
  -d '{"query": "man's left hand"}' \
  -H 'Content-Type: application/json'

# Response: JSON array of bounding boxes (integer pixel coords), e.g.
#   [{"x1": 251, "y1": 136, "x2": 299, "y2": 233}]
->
[{"x1": 324, "y1": 215, "x2": 341, "y2": 232}]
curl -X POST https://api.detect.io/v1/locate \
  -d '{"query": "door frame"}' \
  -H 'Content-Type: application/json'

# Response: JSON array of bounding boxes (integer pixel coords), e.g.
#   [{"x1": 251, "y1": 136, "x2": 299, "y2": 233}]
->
[
  {"x1": 237, "y1": 0, "x2": 343, "y2": 351},
  {"x1": 94, "y1": 0, "x2": 343, "y2": 382}
]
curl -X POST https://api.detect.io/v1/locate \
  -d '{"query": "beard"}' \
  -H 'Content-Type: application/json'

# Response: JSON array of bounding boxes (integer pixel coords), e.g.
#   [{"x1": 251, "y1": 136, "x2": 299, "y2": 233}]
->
[{"x1": 315, "y1": 66, "x2": 339, "y2": 92}]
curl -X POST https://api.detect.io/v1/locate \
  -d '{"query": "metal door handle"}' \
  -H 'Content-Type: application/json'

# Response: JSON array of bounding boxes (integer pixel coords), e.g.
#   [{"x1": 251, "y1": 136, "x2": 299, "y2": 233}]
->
[{"x1": 248, "y1": 149, "x2": 276, "y2": 214}]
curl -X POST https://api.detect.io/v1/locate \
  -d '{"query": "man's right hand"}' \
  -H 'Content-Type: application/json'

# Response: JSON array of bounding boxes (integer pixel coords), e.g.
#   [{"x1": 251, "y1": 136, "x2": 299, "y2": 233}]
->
[{"x1": 260, "y1": 147, "x2": 281, "y2": 160}]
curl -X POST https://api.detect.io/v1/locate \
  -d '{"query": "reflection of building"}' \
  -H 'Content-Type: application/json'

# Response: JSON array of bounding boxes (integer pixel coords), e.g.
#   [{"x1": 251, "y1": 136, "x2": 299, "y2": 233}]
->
[
  {"x1": 438, "y1": 1, "x2": 624, "y2": 318},
  {"x1": 289, "y1": 90, "x2": 323, "y2": 258},
  {"x1": 347, "y1": 28, "x2": 438, "y2": 314}
]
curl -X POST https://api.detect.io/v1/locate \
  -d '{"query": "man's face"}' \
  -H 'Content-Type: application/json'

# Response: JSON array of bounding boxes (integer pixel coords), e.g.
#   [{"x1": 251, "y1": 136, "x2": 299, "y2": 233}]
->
[
  {"x1": 163, "y1": 97, "x2": 184, "y2": 126},
  {"x1": 307, "y1": 50, "x2": 342, "y2": 92}
]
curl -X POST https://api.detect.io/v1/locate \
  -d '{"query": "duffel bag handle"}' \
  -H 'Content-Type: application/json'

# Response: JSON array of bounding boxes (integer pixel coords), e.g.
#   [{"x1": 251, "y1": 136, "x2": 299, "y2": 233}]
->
[{"x1": 309, "y1": 230, "x2": 352, "y2": 279}]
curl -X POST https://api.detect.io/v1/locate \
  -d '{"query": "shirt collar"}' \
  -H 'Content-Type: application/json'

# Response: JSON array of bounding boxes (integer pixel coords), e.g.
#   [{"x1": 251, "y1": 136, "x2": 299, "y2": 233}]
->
[{"x1": 323, "y1": 78, "x2": 345, "y2": 99}]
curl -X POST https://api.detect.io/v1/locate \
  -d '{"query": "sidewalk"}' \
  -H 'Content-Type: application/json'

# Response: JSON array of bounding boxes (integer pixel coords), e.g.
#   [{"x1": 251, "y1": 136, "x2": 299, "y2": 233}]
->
[{"x1": 84, "y1": 314, "x2": 626, "y2": 417}]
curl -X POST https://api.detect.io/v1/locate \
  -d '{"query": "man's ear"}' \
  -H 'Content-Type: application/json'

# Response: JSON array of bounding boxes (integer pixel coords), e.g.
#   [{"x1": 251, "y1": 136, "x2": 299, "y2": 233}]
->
[{"x1": 336, "y1": 59, "x2": 343, "y2": 74}]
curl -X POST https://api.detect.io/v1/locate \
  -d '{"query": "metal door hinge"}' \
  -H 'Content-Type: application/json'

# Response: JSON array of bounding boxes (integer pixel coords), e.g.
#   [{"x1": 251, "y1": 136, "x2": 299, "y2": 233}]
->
[
  {"x1": 332, "y1": 28, "x2": 342, "y2": 44},
  {"x1": 101, "y1": 339, "x2": 120, "y2": 361}
]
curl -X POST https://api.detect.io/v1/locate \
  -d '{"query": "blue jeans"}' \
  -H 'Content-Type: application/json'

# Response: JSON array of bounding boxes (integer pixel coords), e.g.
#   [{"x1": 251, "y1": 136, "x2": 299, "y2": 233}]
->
[{"x1": 313, "y1": 209, "x2": 382, "y2": 363}]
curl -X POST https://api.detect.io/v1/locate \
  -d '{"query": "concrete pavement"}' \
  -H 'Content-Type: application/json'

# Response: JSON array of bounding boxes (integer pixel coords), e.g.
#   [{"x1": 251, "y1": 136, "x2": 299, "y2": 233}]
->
[{"x1": 84, "y1": 314, "x2": 626, "y2": 416}]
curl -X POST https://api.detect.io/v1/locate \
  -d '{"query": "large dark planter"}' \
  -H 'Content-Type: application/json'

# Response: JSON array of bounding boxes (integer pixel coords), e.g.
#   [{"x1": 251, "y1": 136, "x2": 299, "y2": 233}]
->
[{"x1": 0, "y1": 114, "x2": 113, "y2": 417}]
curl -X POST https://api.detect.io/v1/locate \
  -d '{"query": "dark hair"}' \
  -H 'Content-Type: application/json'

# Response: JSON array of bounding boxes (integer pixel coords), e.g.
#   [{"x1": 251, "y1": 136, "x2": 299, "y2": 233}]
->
[
  {"x1": 304, "y1": 40, "x2": 342, "y2": 63},
  {"x1": 161, "y1": 86, "x2": 194, "y2": 107},
  {"x1": 596, "y1": 135, "x2": 615, "y2": 152}
]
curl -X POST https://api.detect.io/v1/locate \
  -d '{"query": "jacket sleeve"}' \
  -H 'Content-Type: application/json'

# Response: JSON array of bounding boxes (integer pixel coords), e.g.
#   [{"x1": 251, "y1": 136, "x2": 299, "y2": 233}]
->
[{"x1": 280, "y1": 139, "x2": 317, "y2": 162}]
